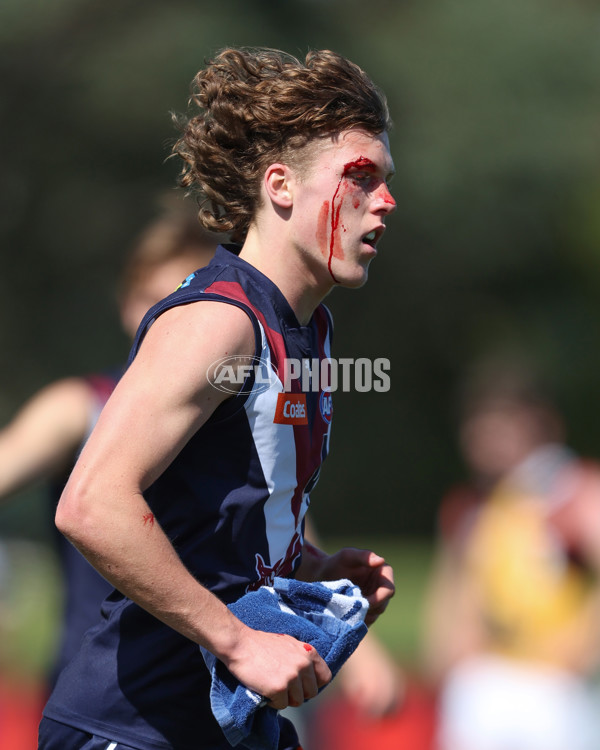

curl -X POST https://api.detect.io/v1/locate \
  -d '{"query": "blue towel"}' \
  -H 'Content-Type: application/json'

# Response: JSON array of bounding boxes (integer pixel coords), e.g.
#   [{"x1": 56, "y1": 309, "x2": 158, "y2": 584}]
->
[{"x1": 200, "y1": 577, "x2": 369, "y2": 750}]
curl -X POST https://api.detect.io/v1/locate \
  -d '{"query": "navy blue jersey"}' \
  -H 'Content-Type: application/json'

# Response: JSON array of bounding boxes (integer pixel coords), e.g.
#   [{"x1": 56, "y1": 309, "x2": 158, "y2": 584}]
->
[{"x1": 42, "y1": 246, "x2": 333, "y2": 750}]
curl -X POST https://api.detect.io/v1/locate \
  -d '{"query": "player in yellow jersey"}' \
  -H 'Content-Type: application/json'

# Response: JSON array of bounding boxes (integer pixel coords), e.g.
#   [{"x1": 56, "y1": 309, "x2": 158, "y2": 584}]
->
[{"x1": 424, "y1": 361, "x2": 600, "y2": 750}]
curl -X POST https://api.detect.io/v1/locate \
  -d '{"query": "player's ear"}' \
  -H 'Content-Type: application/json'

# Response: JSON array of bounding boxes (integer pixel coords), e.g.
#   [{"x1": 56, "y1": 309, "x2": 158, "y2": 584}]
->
[{"x1": 264, "y1": 163, "x2": 293, "y2": 209}]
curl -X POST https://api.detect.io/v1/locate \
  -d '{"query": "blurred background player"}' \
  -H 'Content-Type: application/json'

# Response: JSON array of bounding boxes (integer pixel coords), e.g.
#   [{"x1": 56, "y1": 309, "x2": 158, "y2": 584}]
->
[
  {"x1": 296, "y1": 516, "x2": 437, "y2": 750},
  {"x1": 424, "y1": 357, "x2": 600, "y2": 750},
  {"x1": 0, "y1": 197, "x2": 218, "y2": 693}
]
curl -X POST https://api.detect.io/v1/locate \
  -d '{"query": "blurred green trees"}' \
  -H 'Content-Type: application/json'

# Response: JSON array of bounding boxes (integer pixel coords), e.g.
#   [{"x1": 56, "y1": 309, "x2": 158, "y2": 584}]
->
[{"x1": 1, "y1": 0, "x2": 600, "y2": 537}]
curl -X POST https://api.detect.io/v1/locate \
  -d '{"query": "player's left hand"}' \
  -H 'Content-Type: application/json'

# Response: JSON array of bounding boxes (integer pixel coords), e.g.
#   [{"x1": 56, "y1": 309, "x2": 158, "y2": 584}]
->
[{"x1": 319, "y1": 547, "x2": 395, "y2": 625}]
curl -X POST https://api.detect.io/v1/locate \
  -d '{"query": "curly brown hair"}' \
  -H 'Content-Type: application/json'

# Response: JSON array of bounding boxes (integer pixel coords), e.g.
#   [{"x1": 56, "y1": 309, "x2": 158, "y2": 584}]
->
[{"x1": 172, "y1": 47, "x2": 391, "y2": 242}]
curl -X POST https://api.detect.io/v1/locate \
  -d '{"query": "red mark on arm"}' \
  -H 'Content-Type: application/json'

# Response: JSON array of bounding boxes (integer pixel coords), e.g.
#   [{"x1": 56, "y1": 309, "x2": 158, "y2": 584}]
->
[
  {"x1": 303, "y1": 643, "x2": 313, "y2": 652},
  {"x1": 143, "y1": 512, "x2": 155, "y2": 527}
]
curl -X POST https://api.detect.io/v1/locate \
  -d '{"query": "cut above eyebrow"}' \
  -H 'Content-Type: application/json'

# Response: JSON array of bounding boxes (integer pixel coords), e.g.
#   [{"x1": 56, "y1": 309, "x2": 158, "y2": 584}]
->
[{"x1": 342, "y1": 157, "x2": 376, "y2": 174}]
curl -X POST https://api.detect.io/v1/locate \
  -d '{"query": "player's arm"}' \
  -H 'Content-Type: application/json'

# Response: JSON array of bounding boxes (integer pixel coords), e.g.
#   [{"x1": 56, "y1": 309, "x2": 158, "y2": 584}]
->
[
  {"x1": 336, "y1": 627, "x2": 404, "y2": 716},
  {"x1": 0, "y1": 378, "x2": 96, "y2": 499},
  {"x1": 553, "y1": 463, "x2": 600, "y2": 572},
  {"x1": 421, "y1": 539, "x2": 485, "y2": 682},
  {"x1": 56, "y1": 301, "x2": 331, "y2": 708},
  {"x1": 545, "y1": 463, "x2": 600, "y2": 672}
]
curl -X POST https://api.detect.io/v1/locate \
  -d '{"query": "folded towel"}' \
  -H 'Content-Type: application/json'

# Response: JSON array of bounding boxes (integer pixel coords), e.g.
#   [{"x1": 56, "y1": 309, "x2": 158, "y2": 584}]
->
[{"x1": 200, "y1": 577, "x2": 369, "y2": 750}]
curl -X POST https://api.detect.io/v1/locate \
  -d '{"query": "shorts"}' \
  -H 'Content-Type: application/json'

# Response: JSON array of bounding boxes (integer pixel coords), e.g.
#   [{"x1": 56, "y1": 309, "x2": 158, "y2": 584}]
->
[
  {"x1": 38, "y1": 716, "x2": 303, "y2": 750},
  {"x1": 38, "y1": 717, "x2": 140, "y2": 750}
]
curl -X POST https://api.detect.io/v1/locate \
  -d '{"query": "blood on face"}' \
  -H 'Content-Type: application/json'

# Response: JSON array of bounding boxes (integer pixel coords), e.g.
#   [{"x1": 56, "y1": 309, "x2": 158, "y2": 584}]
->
[{"x1": 315, "y1": 156, "x2": 379, "y2": 283}]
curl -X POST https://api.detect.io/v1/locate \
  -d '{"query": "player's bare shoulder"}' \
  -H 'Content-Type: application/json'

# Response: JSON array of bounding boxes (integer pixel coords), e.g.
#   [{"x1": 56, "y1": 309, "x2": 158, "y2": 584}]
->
[
  {"x1": 146, "y1": 300, "x2": 255, "y2": 361},
  {"x1": 129, "y1": 300, "x2": 256, "y2": 406}
]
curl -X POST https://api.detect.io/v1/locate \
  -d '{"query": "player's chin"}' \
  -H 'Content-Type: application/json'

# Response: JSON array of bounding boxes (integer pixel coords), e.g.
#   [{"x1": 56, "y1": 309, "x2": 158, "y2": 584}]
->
[{"x1": 337, "y1": 263, "x2": 372, "y2": 289}]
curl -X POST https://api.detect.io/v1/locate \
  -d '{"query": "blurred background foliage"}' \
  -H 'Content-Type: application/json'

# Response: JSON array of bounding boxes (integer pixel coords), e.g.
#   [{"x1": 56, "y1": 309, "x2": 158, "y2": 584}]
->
[{"x1": 2, "y1": 0, "x2": 600, "y2": 542}]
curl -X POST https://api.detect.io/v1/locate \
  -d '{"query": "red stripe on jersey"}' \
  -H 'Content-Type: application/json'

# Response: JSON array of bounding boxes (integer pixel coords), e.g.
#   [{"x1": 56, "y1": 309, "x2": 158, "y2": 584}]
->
[{"x1": 205, "y1": 279, "x2": 288, "y2": 380}]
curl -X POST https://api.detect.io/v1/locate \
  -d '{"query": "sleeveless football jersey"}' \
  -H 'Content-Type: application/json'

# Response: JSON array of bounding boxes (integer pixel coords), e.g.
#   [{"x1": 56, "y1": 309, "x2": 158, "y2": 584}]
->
[{"x1": 42, "y1": 246, "x2": 333, "y2": 750}]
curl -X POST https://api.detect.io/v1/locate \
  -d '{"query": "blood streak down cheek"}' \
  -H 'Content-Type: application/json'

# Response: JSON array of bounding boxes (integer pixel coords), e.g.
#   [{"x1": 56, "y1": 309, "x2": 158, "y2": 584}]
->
[
  {"x1": 326, "y1": 177, "x2": 353, "y2": 283},
  {"x1": 316, "y1": 197, "x2": 342, "y2": 283},
  {"x1": 317, "y1": 195, "x2": 344, "y2": 283},
  {"x1": 329, "y1": 181, "x2": 346, "y2": 262}
]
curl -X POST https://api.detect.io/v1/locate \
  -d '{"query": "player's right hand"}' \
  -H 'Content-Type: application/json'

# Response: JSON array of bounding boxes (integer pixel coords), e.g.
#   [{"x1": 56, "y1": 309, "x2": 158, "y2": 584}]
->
[{"x1": 224, "y1": 627, "x2": 332, "y2": 709}]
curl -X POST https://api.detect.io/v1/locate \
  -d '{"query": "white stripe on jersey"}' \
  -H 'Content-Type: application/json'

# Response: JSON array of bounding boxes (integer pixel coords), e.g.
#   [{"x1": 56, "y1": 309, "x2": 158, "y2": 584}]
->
[{"x1": 244, "y1": 322, "x2": 299, "y2": 566}]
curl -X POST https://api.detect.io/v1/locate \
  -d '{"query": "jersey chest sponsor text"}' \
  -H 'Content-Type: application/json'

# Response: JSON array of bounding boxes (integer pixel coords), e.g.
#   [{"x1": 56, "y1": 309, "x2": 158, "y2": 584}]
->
[{"x1": 273, "y1": 393, "x2": 308, "y2": 425}]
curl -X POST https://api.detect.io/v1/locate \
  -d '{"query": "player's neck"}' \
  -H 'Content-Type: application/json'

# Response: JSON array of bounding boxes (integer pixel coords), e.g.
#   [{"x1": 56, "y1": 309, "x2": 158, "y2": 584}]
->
[{"x1": 239, "y1": 230, "x2": 332, "y2": 326}]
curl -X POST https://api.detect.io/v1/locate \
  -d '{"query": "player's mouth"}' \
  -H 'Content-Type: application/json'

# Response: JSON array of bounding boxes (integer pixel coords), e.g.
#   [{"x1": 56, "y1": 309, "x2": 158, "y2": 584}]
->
[{"x1": 362, "y1": 226, "x2": 385, "y2": 249}]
